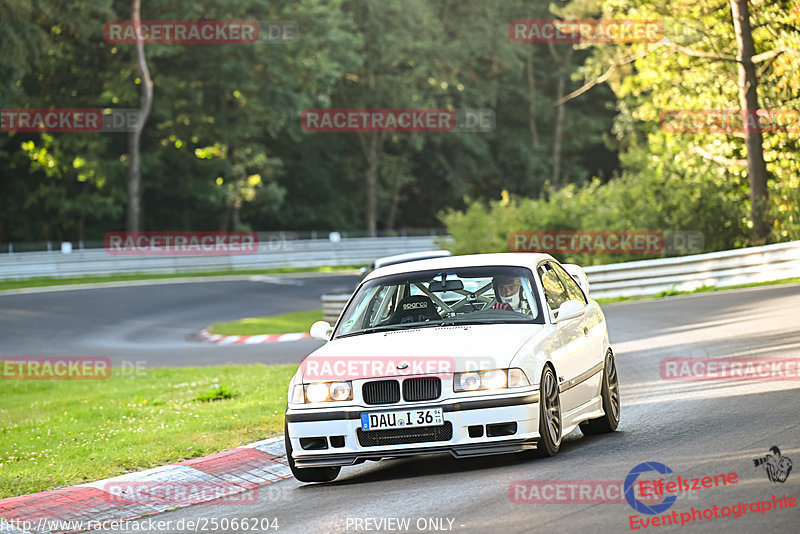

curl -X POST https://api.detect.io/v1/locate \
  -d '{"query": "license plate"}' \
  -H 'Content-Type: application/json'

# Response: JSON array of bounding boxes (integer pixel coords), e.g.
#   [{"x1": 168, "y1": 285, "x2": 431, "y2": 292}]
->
[{"x1": 360, "y1": 408, "x2": 444, "y2": 431}]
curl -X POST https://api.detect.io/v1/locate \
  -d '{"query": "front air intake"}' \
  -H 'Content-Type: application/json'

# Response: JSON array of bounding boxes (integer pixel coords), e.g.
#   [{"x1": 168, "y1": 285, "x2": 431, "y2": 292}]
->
[
  {"x1": 362, "y1": 380, "x2": 401, "y2": 405},
  {"x1": 402, "y1": 377, "x2": 441, "y2": 402}
]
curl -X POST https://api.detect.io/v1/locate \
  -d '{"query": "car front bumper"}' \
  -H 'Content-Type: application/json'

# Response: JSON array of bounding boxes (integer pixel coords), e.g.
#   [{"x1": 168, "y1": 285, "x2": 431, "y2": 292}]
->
[{"x1": 285, "y1": 391, "x2": 541, "y2": 468}]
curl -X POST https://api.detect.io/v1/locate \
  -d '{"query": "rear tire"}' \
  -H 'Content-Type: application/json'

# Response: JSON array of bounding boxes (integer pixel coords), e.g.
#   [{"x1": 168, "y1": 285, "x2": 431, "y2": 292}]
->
[
  {"x1": 532, "y1": 366, "x2": 562, "y2": 457},
  {"x1": 580, "y1": 351, "x2": 620, "y2": 435},
  {"x1": 284, "y1": 421, "x2": 340, "y2": 483}
]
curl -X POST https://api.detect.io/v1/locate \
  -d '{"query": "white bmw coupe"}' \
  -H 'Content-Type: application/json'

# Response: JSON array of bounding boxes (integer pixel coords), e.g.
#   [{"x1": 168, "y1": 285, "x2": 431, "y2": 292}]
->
[{"x1": 285, "y1": 253, "x2": 619, "y2": 482}]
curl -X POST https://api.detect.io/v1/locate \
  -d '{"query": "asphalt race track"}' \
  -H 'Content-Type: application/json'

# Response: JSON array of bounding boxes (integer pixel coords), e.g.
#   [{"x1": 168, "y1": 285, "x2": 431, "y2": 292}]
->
[
  {"x1": 5, "y1": 280, "x2": 800, "y2": 533},
  {"x1": 0, "y1": 274, "x2": 358, "y2": 366}
]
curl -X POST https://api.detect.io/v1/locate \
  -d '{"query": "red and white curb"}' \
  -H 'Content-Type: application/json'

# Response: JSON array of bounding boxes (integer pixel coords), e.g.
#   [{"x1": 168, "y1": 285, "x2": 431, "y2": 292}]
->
[
  {"x1": 0, "y1": 437, "x2": 288, "y2": 534},
  {"x1": 198, "y1": 330, "x2": 310, "y2": 345}
]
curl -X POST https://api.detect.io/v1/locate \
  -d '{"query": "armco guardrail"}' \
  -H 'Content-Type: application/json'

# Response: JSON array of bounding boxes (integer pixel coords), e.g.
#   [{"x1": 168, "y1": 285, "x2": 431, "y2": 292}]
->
[
  {"x1": 2, "y1": 236, "x2": 798, "y2": 301},
  {"x1": 323, "y1": 294, "x2": 353, "y2": 324},
  {"x1": 0, "y1": 236, "x2": 443, "y2": 280},
  {"x1": 584, "y1": 240, "x2": 800, "y2": 299}
]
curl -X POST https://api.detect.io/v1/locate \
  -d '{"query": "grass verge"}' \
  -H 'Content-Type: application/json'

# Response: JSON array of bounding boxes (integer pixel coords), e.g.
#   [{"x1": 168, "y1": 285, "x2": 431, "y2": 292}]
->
[
  {"x1": 595, "y1": 276, "x2": 800, "y2": 304},
  {"x1": 0, "y1": 265, "x2": 363, "y2": 292},
  {"x1": 0, "y1": 364, "x2": 296, "y2": 499},
  {"x1": 207, "y1": 310, "x2": 324, "y2": 336}
]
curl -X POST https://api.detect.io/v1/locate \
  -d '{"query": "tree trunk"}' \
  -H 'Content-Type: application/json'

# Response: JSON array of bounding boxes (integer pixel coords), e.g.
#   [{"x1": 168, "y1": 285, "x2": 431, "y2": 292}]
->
[
  {"x1": 548, "y1": 44, "x2": 572, "y2": 188},
  {"x1": 127, "y1": 0, "x2": 153, "y2": 232},
  {"x1": 359, "y1": 131, "x2": 384, "y2": 237},
  {"x1": 526, "y1": 53, "x2": 540, "y2": 149},
  {"x1": 730, "y1": 0, "x2": 770, "y2": 243},
  {"x1": 364, "y1": 144, "x2": 379, "y2": 237},
  {"x1": 385, "y1": 170, "x2": 403, "y2": 231},
  {"x1": 551, "y1": 75, "x2": 565, "y2": 188},
  {"x1": 220, "y1": 204, "x2": 232, "y2": 232}
]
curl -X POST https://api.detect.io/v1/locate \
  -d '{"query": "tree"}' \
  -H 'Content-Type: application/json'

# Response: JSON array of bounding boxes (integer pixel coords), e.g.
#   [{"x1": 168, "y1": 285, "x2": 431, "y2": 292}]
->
[
  {"x1": 333, "y1": 0, "x2": 446, "y2": 235},
  {"x1": 560, "y1": 0, "x2": 799, "y2": 244},
  {"x1": 127, "y1": 0, "x2": 153, "y2": 232},
  {"x1": 729, "y1": 0, "x2": 768, "y2": 242}
]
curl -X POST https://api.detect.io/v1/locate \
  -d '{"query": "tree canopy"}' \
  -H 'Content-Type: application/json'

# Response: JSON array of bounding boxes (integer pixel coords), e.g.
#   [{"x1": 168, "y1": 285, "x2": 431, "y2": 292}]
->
[{"x1": 1, "y1": 0, "x2": 797, "y2": 254}]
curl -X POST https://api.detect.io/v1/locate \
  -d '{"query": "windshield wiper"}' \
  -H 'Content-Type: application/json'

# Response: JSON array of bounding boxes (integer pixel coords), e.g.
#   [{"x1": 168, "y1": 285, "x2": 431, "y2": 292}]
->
[
  {"x1": 406, "y1": 319, "x2": 515, "y2": 328},
  {"x1": 441, "y1": 319, "x2": 509, "y2": 325},
  {"x1": 336, "y1": 319, "x2": 532, "y2": 338},
  {"x1": 336, "y1": 324, "x2": 420, "y2": 338}
]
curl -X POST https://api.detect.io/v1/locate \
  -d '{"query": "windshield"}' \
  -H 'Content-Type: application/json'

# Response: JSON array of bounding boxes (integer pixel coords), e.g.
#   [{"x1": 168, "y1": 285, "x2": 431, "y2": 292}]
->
[{"x1": 334, "y1": 266, "x2": 543, "y2": 338}]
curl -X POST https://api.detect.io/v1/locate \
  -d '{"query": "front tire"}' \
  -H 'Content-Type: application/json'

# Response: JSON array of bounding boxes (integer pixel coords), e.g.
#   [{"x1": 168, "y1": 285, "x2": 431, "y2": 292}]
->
[
  {"x1": 284, "y1": 421, "x2": 340, "y2": 483},
  {"x1": 532, "y1": 366, "x2": 562, "y2": 457},
  {"x1": 580, "y1": 350, "x2": 620, "y2": 435}
]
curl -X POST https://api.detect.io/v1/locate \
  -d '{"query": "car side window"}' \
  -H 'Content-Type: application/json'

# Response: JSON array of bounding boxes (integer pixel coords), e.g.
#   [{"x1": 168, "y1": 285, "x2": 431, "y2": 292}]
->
[
  {"x1": 538, "y1": 264, "x2": 569, "y2": 315},
  {"x1": 551, "y1": 263, "x2": 588, "y2": 305},
  {"x1": 366, "y1": 285, "x2": 397, "y2": 326}
]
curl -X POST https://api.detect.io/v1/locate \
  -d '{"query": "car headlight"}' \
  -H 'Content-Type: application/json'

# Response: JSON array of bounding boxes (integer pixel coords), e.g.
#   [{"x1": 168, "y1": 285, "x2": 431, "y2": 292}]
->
[
  {"x1": 508, "y1": 368, "x2": 529, "y2": 387},
  {"x1": 482, "y1": 370, "x2": 507, "y2": 389},
  {"x1": 456, "y1": 372, "x2": 481, "y2": 391},
  {"x1": 306, "y1": 383, "x2": 330, "y2": 403},
  {"x1": 329, "y1": 382, "x2": 352, "y2": 401},
  {"x1": 298, "y1": 381, "x2": 354, "y2": 404},
  {"x1": 453, "y1": 368, "x2": 530, "y2": 392},
  {"x1": 291, "y1": 384, "x2": 305, "y2": 403}
]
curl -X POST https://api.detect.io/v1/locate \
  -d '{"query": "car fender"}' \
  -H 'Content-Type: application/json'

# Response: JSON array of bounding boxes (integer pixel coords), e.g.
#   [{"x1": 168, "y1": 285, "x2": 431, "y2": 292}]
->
[{"x1": 510, "y1": 324, "x2": 560, "y2": 388}]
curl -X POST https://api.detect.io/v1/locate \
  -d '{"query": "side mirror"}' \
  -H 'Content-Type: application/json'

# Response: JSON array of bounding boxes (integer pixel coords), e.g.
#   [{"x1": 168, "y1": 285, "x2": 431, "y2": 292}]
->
[
  {"x1": 553, "y1": 300, "x2": 585, "y2": 323},
  {"x1": 310, "y1": 320, "x2": 333, "y2": 341}
]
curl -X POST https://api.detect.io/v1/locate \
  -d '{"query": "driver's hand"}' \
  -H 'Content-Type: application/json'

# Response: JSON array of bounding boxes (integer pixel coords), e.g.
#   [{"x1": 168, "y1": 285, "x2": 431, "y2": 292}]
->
[{"x1": 491, "y1": 302, "x2": 512, "y2": 311}]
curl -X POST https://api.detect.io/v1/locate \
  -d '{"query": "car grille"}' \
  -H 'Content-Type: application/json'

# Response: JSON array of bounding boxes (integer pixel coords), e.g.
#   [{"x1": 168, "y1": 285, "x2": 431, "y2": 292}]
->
[
  {"x1": 402, "y1": 377, "x2": 441, "y2": 402},
  {"x1": 357, "y1": 422, "x2": 453, "y2": 447},
  {"x1": 362, "y1": 380, "x2": 400, "y2": 405}
]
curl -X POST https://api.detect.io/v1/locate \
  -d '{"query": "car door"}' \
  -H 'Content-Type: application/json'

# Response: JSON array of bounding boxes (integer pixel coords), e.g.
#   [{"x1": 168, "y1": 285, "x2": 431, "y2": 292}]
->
[
  {"x1": 551, "y1": 261, "x2": 605, "y2": 408},
  {"x1": 537, "y1": 262, "x2": 595, "y2": 414}
]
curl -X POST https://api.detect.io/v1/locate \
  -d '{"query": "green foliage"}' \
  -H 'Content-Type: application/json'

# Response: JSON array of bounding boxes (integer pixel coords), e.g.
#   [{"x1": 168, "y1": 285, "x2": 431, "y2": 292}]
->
[
  {"x1": 0, "y1": 0, "x2": 797, "y2": 243},
  {"x1": 567, "y1": 0, "x2": 800, "y2": 243},
  {"x1": 441, "y1": 164, "x2": 748, "y2": 264},
  {"x1": 195, "y1": 384, "x2": 241, "y2": 402},
  {"x1": 443, "y1": 0, "x2": 799, "y2": 257}
]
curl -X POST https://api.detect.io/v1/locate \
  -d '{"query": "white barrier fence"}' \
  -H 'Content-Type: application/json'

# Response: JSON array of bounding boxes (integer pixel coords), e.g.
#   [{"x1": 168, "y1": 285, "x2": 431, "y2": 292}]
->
[
  {"x1": 0, "y1": 236, "x2": 441, "y2": 280},
  {"x1": 584, "y1": 240, "x2": 800, "y2": 299},
  {"x1": 1, "y1": 236, "x2": 798, "y2": 303}
]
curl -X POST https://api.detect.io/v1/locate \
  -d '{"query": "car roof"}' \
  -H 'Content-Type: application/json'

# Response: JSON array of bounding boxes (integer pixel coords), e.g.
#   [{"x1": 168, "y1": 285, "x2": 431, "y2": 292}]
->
[
  {"x1": 362, "y1": 252, "x2": 554, "y2": 282},
  {"x1": 374, "y1": 249, "x2": 451, "y2": 269}
]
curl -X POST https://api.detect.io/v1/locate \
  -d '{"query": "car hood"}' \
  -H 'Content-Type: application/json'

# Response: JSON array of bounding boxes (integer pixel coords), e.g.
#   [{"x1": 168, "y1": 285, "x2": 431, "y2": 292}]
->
[{"x1": 301, "y1": 324, "x2": 544, "y2": 381}]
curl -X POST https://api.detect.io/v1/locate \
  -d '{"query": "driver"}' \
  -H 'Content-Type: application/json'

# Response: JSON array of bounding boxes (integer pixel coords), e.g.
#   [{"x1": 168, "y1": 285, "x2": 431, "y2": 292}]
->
[{"x1": 491, "y1": 276, "x2": 526, "y2": 312}]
